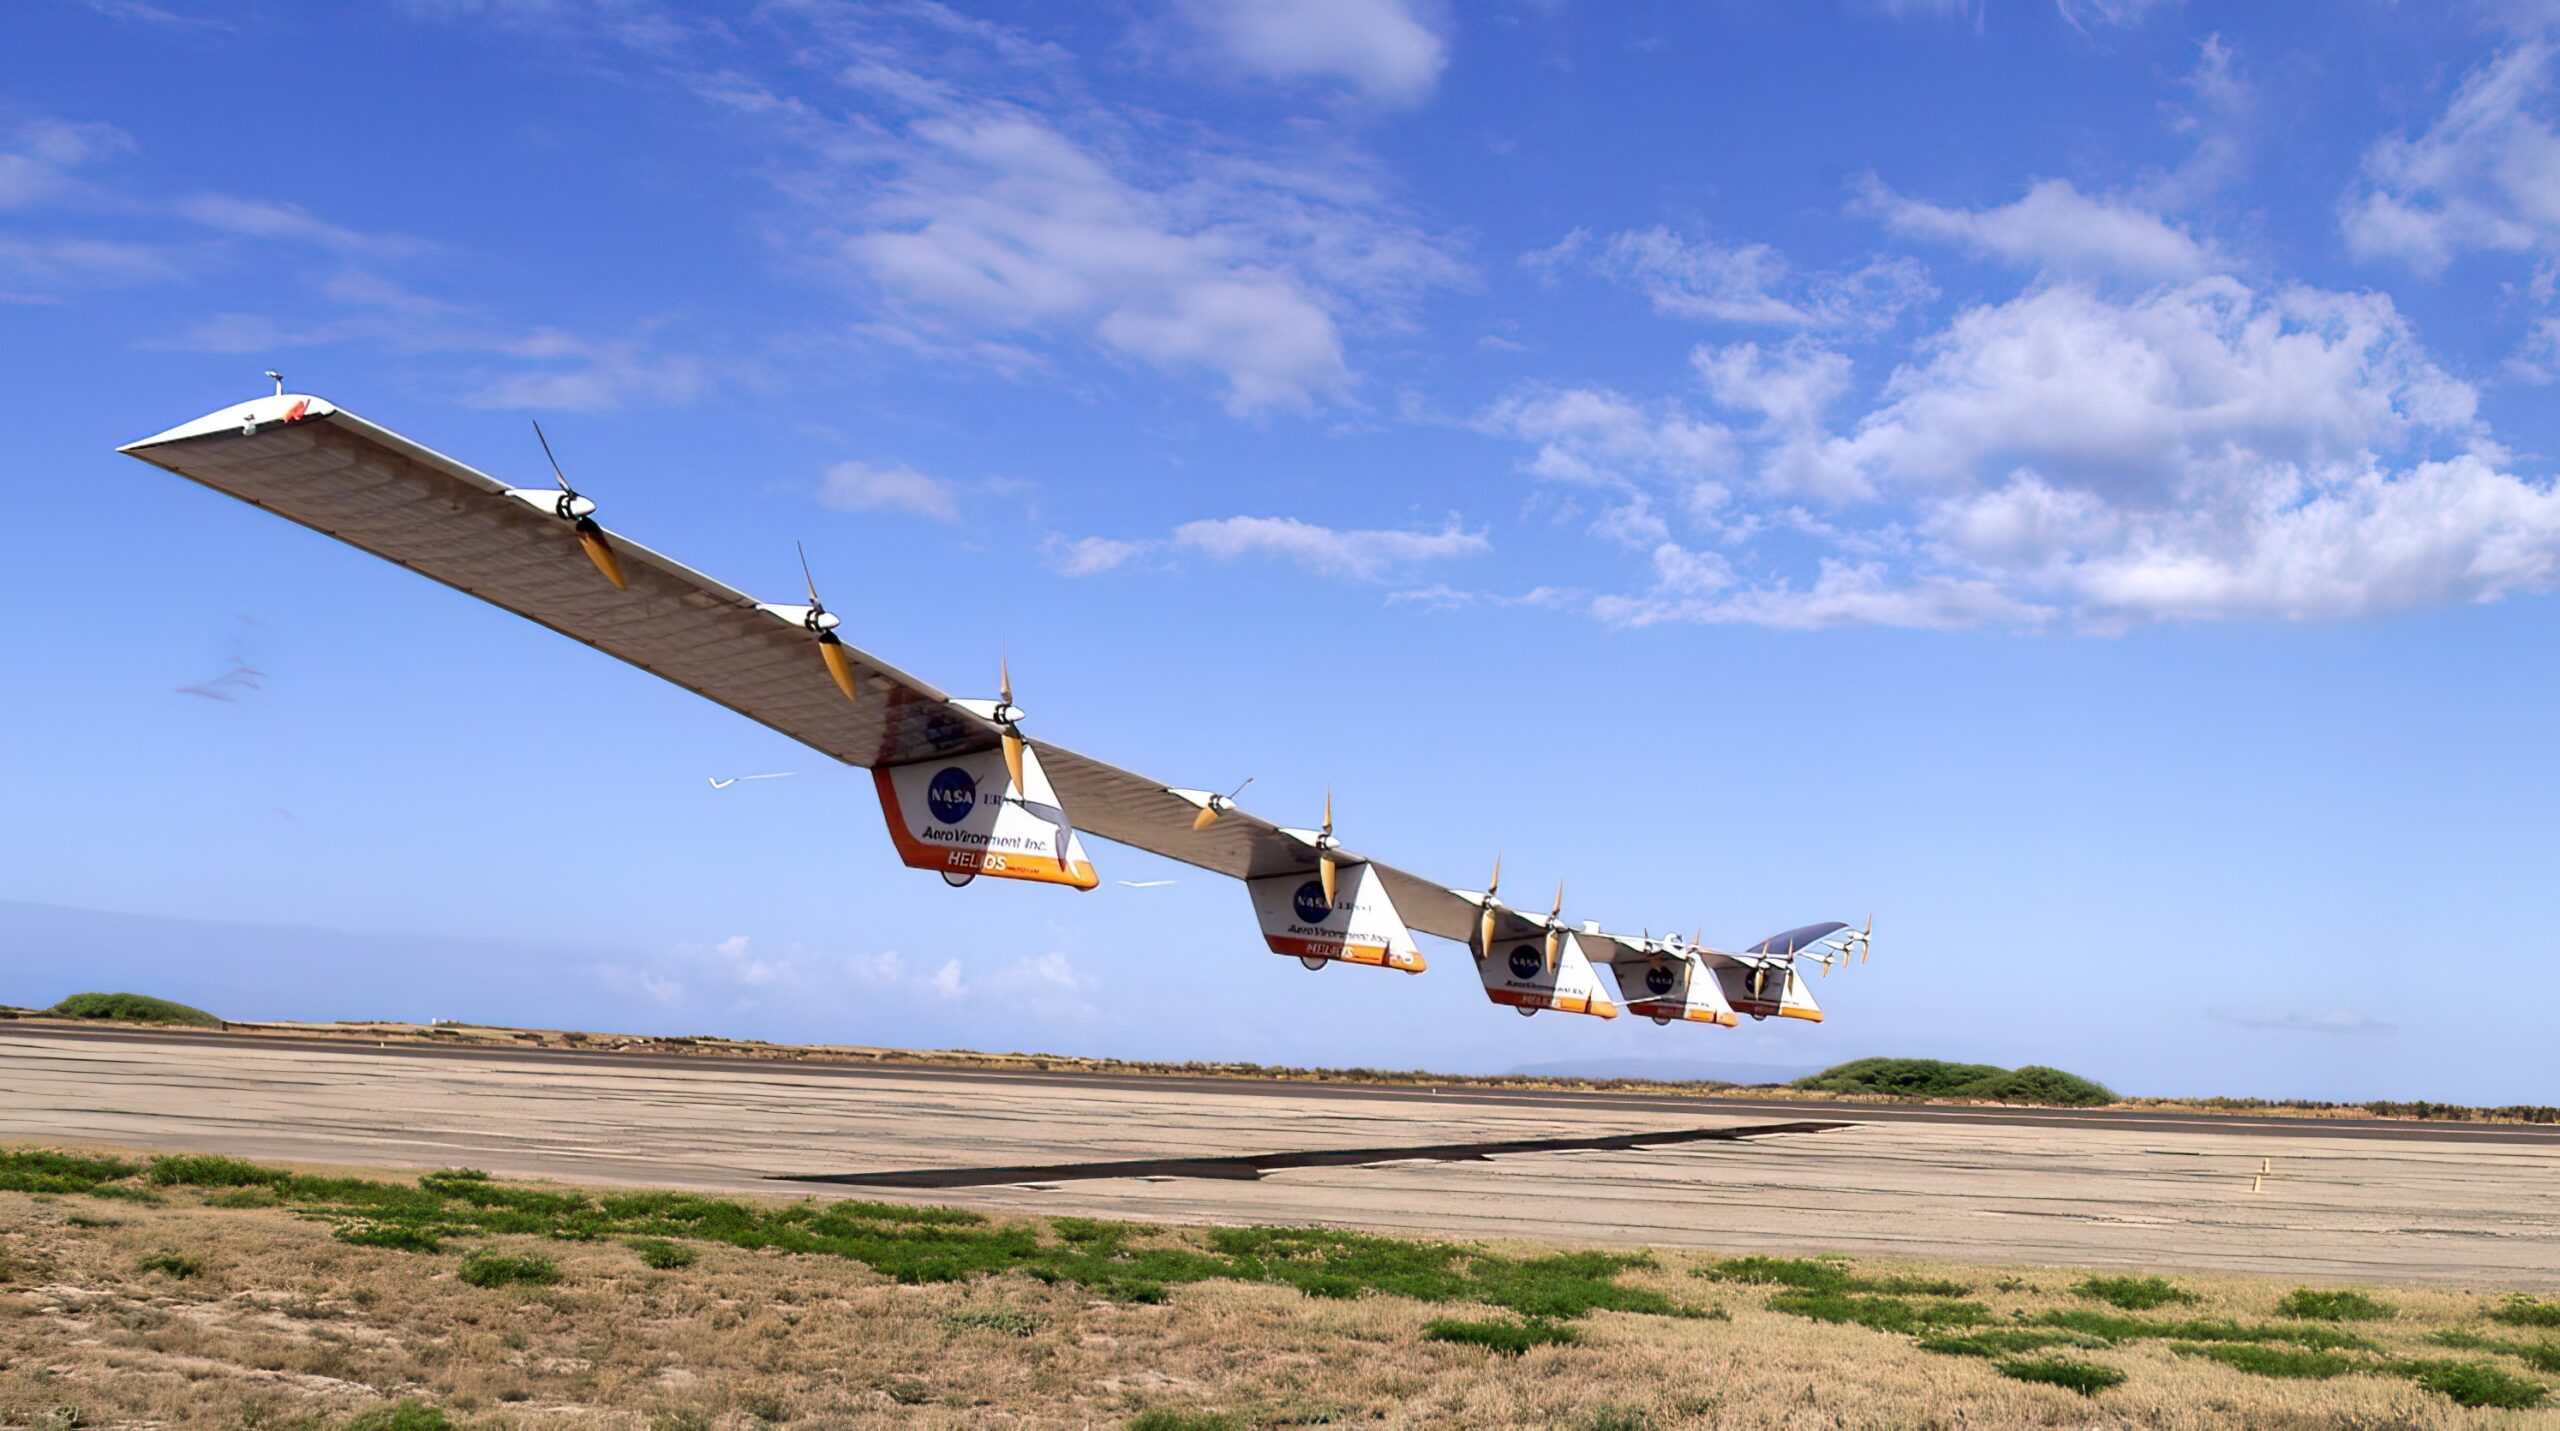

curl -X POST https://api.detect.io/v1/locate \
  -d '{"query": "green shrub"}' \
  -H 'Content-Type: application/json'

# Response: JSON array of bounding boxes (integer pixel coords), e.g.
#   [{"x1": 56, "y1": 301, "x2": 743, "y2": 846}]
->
[
  {"x1": 1919, "y1": 1329, "x2": 2097, "y2": 1358},
  {"x1": 1766, "y1": 1289, "x2": 1989, "y2": 1335},
  {"x1": 346, "y1": 1402, "x2": 452, "y2": 1431},
  {"x1": 0, "y1": 1150, "x2": 137, "y2": 1195},
  {"x1": 457, "y1": 1251, "x2": 559, "y2": 1288},
  {"x1": 940, "y1": 1307, "x2": 1039, "y2": 1337},
  {"x1": 1421, "y1": 1317, "x2": 1580, "y2": 1354},
  {"x1": 46, "y1": 993, "x2": 220, "y2": 1027},
  {"x1": 2491, "y1": 1296, "x2": 2560, "y2": 1328},
  {"x1": 1790, "y1": 1057, "x2": 2112, "y2": 1106},
  {"x1": 2275, "y1": 1288, "x2": 2394, "y2": 1322},
  {"x1": 1998, "y1": 1356, "x2": 2125, "y2": 1396},
  {"x1": 1126, "y1": 1413, "x2": 1237, "y2": 1431},
  {"x1": 1586, "y1": 1410, "x2": 1651, "y2": 1431},
  {"x1": 2171, "y1": 1342, "x2": 2353, "y2": 1379},
  {"x1": 2075, "y1": 1275, "x2": 2195, "y2": 1310},
  {"x1": 337, "y1": 1222, "x2": 442, "y2": 1253},
  {"x1": 2393, "y1": 1358, "x2": 2547, "y2": 1409},
  {"x1": 146, "y1": 1154, "x2": 285, "y2": 1188},
  {"x1": 136, "y1": 1252, "x2": 202, "y2": 1279},
  {"x1": 630, "y1": 1237, "x2": 696, "y2": 1270},
  {"x1": 1697, "y1": 1255, "x2": 1966, "y2": 1297}
]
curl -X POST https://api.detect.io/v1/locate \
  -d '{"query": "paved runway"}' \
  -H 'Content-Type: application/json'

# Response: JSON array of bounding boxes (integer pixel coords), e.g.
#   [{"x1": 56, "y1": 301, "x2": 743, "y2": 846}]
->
[{"x1": 7, "y1": 1026, "x2": 2556, "y2": 1287}]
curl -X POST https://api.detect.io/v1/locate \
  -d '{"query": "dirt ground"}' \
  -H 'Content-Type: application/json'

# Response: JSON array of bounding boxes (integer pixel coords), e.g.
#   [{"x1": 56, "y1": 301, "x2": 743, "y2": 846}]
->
[
  {"x1": 5, "y1": 1031, "x2": 2556, "y2": 1288},
  {"x1": 3, "y1": 1165, "x2": 2551, "y2": 1430}
]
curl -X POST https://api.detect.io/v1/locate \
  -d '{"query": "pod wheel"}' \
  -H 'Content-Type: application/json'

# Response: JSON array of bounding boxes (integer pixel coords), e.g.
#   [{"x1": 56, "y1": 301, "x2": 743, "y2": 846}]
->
[
  {"x1": 1299, "y1": 955, "x2": 1327, "y2": 971},
  {"x1": 1516, "y1": 1005, "x2": 1536, "y2": 1018},
  {"x1": 941, "y1": 870, "x2": 975, "y2": 888},
  {"x1": 1652, "y1": 1013, "x2": 1672, "y2": 1026}
]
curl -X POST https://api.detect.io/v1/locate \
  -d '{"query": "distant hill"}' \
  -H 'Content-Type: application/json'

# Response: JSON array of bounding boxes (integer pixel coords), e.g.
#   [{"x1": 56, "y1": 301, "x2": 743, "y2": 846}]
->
[
  {"x1": 1505, "y1": 1056, "x2": 1823, "y2": 1087},
  {"x1": 1794, "y1": 1057, "x2": 2113, "y2": 1107},
  {"x1": 48, "y1": 992, "x2": 223, "y2": 1028}
]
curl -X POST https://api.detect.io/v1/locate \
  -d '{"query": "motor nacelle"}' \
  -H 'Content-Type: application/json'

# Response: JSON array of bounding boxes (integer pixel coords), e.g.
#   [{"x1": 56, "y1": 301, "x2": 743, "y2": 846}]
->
[
  {"x1": 874, "y1": 743, "x2": 1098, "y2": 889},
  {"x1": 1606, "y1": 951, "x2": 1738, "y2": 1028},
  {"x1": 1246, "y1": 865, "x2": 1424, "y2": 973},
  {"x1": 1476, "y1": 930, "x2": 1616, "y2": 1019}
]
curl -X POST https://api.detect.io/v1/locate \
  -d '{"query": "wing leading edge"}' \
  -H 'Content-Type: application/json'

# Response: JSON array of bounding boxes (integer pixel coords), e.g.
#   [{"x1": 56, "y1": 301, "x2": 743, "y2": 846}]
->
[{"x1": 120, "y1": 393, "x2": 1865, "y2": 1020}]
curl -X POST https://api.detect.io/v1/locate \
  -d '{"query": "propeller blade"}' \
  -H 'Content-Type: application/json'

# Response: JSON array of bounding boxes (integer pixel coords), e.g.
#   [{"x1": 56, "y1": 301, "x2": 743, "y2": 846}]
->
[
  {"x1": 1477, "y1": 905, "x2": 1496, "y2": 957},
  {"x1": 817, "y1": 634, "x2": 861, "y2": 703},
  {"x1": 1319, "y1": 852, "x2": 1338, "y2": 907},
  {"x1": 1001, "y1": 729, "x2": 1027, "y2": 796},
  {"x1": 573, "y1": 519, "x2": 628, "y2": 591},
  {"x1": 532, "y1": 419, "x2": 571, "y2": 494},
  {"x1": 1488, "y1": 853, "x2": 1502, "y2": 900},
  {"x1": 1323, "y1": 787, "x2": 1334, "y2": 836},
  {"x1": 796, "y1": 540, "x2": 822, "y2": 606},
  {"x1": 1544, "y1": 924, "x2": 1561, "y2": 974},
  {"x1": 1000, "y1": 652, "x2": 1013, "y2": 707},
  {"x1": 1191, "y1": 803, "x2": 1220, "y2": 832}
]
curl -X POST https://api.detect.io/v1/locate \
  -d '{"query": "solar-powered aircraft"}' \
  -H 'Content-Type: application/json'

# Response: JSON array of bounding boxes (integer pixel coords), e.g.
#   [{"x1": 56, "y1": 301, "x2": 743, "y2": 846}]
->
[{"x1": 119, "y1": 389, "x2": 1875, "y2": 1028}]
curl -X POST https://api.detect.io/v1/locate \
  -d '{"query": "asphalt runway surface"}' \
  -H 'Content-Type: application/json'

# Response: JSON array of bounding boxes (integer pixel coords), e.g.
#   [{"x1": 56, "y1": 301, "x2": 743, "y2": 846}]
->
[{"x1": 7, "y1": 1024, "x2": 2556, "y2": 1287}]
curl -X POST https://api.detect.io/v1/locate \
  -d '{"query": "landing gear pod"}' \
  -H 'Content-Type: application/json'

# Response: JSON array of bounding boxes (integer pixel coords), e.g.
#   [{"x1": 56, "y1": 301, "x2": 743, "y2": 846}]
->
[
  {"x1": 874, "y1": 744, "x2": 1099, "y2": 890},
  {"x1": 1476, "y1": 931, "x2": 1616, "y2": 1019},
  {"x1": 1608, "y1": 954, "x2": 1739, "y2": 1028},
  {"x1": 1711, "y1": 963, "x2": 1824, "y2": 1023},
  {"x1": 1246, "y1": 863, "x2": 1425, "y2": 973}
]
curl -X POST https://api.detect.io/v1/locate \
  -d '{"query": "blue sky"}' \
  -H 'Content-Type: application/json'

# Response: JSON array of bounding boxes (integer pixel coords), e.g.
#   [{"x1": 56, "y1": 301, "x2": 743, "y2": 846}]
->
[{"x1": 7, "y1": 0, "x2": 2559, "y2": 1103}]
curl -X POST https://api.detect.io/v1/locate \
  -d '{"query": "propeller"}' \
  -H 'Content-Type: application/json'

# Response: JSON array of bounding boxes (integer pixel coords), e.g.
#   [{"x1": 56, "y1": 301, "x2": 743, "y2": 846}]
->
[
  {"x1": 995, "y1": 654, "x2": 1027, "y2": 794},
  {"x1": 1543, "y1": 880, "x2": 1565, "y2": 973},
  {"x1": 1850, "y1": 914, "x2": 1874, "y2": 965},
  {"x1": 1189, "y1": 777, "x2": 1254, "y2": 833},
  {"x1": 1473, "y1": 855, "x2": 1502, "y2": 957},
  {"x1": 1317, "y1": 789, "x2": 1341, "y2": 906},
  {"x1": 533, "y1": 420, "x2": 627, "y2": 591},
  {"x1": 795, "y1": 542, "x2": 861, "y2": 704}
]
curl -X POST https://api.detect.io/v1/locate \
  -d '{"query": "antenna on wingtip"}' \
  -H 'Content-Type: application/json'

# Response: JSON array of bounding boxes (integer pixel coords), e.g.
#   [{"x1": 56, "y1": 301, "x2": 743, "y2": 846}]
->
[{"x1": 264, "y1": 370, "x2": 285, "y2": 397}]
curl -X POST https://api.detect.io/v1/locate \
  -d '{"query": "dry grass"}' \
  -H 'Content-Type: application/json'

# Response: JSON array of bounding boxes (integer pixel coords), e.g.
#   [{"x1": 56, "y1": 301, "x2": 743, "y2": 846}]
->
[{"x1": 0, "y1": 1155, "x2": 2552, "y2": 1428}]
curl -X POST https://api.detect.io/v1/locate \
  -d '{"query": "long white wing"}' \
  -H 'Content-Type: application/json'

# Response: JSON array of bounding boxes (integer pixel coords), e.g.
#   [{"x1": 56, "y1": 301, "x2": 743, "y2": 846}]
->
[{"x1": 115, "y1": 393, "x2": 1711, "y2": 964}]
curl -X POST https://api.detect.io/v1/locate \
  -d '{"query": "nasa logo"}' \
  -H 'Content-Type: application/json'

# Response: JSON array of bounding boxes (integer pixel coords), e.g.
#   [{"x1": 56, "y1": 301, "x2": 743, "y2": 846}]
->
[
  {"x1": 1292, "y1": 880, "x2": 1334, "y2": 925},
  {"x1": 1646, "y1": 963, "x2": 1676, "y2": 997},
  {"x1": 926, "y1": 767, "x2": 977, "y2": 824},
  {"x1": 1508, "y1": 944, "x2": 1543, "y2": 981}
]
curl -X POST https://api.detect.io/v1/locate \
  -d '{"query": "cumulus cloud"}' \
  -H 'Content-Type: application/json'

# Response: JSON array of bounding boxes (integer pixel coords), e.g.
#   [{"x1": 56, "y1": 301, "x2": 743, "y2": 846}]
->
[
  {"x1": 1179, "y1": 0, "x2": 1447, "y2": 106},
  {"x1": 1863, "y1": 177, "x2": 2215, "y2": 279},
  {"x1": 2343, "y1": 44, "x2": 2560, "y2": 275},
  {"x1": 1532, "y1": 225, "x2": 1932, "y2": 330},
  {"x1": 819, "y1": 460, "x2": 962, "y2": 521},
  {"x1": 1049, "y1": 514, "x2": 1488, "y2": 582},
  {"x1": 833, "y1": 106, "x2": 1466, "y2": 414},
  {"x1": 1476, "y1": 271, "x2": 2560, "y2": 632}
]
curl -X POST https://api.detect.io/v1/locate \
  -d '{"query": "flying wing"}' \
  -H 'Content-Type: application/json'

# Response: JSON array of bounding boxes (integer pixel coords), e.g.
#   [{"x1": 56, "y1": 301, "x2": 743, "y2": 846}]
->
[{"x1": 119, "y1": 392, "x2": 1867, "y2": 1020}]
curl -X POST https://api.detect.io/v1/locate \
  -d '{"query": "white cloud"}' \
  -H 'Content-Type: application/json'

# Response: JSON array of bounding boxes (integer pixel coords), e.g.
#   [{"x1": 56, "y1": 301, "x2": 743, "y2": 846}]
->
[
  {"x1": 1171, "y1": 514, "x2": 1487, "y2": 579},
  {"x1": 1480, "y1": 271, "x2": 2560, "y2": 632},
  {"x1": 1542, "y1": 225, "x2": 1933, "y2": 330},
  {"x1": 460, "y1": 330, "x2": 708, "y2": 413},
  {"x1": 1179, "y1": 0, "x2": 1447, "y2": 106},
  {"x1": 1043, "y1": 534, "x2": 1151, "y2": 575},
  {"x1": 819, "y1": 459, "x2": 962, "y2": 521},
  {"x1": 1052, "y1": 514, "x2": 1489, "y2": 582},
  {"x1": 2055, "y1": 0, "x2": 2178, "y2": 32},
  {"x1": 172, "y1": 194, "x2": 430, "y2": 258},
  {"x1": 2343, "y1": 44, "x2": 2560, "y2": 275},
  {"x1": 0, "y1": 118, "x2": 131, "y2": 209},
  {"x1": 1864, "y1": 177, "x2": 2215, "y2": 279},
  {"x1": 827, "y1": 100, "x2": 1462, "y2": 415}
]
